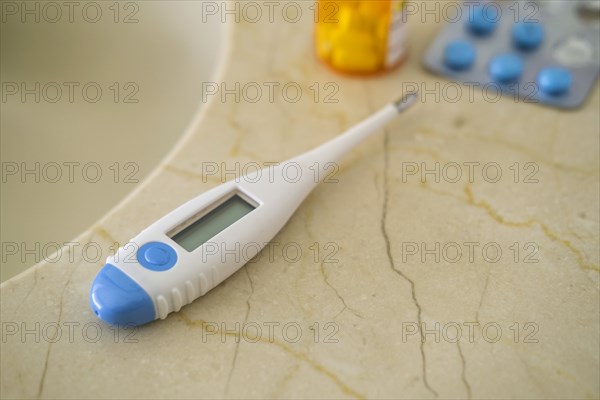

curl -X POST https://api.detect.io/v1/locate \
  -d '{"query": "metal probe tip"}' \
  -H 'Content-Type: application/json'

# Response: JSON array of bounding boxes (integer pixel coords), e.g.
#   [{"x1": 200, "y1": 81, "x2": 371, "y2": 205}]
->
[{"x1": 393, "y1": 91, "x2": 419, "y2": 113}]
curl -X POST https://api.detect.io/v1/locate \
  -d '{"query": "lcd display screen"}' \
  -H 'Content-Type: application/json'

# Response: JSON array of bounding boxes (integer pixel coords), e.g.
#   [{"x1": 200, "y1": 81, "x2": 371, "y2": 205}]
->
[{"x1": 170, "y1": 194, "x2": 255, "y2": 252}]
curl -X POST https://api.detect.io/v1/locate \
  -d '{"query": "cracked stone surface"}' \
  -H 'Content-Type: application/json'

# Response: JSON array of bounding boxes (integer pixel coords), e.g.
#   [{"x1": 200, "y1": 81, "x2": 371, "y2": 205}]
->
[{"x1": 1, "y1": 7, "x2": 599, "y2": 400}]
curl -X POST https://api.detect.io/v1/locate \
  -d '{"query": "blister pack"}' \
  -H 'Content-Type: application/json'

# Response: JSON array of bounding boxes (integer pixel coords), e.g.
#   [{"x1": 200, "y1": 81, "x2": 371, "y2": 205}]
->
[{"x1": 423, "y1": 0, "x2": 600, "y2": 109}]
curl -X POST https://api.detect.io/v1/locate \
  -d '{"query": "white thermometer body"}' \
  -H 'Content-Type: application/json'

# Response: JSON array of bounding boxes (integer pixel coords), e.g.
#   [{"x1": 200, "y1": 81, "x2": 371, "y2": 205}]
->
[{"x1": 90, "y1": 93, "x2": 417, "y2": 326}]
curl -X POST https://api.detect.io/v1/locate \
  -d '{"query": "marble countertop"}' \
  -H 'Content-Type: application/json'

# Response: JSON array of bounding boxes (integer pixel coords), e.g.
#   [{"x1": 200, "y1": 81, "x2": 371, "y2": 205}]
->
[{"x1": 2, "y1": 7, "x2": 599, "y2": 400}]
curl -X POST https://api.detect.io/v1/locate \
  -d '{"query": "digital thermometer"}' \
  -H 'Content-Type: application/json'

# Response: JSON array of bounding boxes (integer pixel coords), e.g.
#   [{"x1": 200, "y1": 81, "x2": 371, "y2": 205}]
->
[{"x1": 90, "y1": 92, "x2": 418, "y2": 326}]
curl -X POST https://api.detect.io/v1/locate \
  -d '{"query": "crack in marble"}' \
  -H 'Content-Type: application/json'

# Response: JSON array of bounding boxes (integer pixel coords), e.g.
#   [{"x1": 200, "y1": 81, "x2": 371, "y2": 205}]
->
[
  {"x1": 36, "y1": 339, "x2": 52, "y2": 399},
  {"x1": 302, "y1": 208, "x2": 363, "y2": 320},
  {"x1": 36, "y1": 243, "x2": 87, "y2": 399},
  {"x1": 385, "y1": 138, "x2": 597, "y2": 395},
  {"x1": 400, "y1": 140, "x2": 598, "y2": 274},
  {"x1": 569, "y1": 227, "x2": 598, "y2": 241},
  {"x1": 271, "y1": 362, "x2": 300, "y2": 398},
  {"x1": 380, "y1": 129, "x2": 438, "y2": 398},
  {"x1": 319, "y1": 262, "x2": 363, "y2": 320},
  {"x1": 177, "y1": 312, "x2": 365, "y2": 399},
  {"x1": 91, "y1": 226, "x2": 118, "y2": 247},
  {"x1": 416, "y1": 127, "x2": 598, "y2": 176},
  {"x1": 10, "y1": 228, "x2": 108, "y2": 326},
  {"x1": 515, "y1": 351, "x2": 549, "y2": 397},
  {"x1": 227, "y1": 103, "x2": 248, "y2": 159},
  {"x1": 308, "y1": 106, "x2": 350, "y2": 133},
  {"x1": 475, "y1": 268, "x2": 491, "y2": 325},
  {"x1": 456, "y1": 341, "x2": 472, "y2": 399},
  {"x1": 224, "y1": 266, "x2": 255, "y2": 396},
  {"x1": 393, "y1": 146, "x2": 598, "y2": 275},
  {"x1": 464, "y1": 185, "x2": 599, "y2": 273},
  {"x1": 164, "y1": 164, "x2": 223, "y2": 184}
]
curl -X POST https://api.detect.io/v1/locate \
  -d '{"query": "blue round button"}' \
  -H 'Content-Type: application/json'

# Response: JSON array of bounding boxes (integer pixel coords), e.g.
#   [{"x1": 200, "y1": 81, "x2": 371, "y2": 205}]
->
[
  {"x1": 537, "y1": 67, "x2": 572, "y2": 96},
  {"x1": 466, "y1": 3, "x2": 499, "y2": 36},
  {"x1": 137, "y1": 242, "x2": 177, "y2": 271},
  {"x1": 444, "y1": 40, "x2": 477, "y2": 70},
  {"x1": 489, "y1": 54, "x2": 524, "y2": 83},
  {"x1": 145, "y1": 247, "x2": 169, "y2": 265},
  {"x1": 512, "y1": 22, "x2": 544, "y2": 50}
]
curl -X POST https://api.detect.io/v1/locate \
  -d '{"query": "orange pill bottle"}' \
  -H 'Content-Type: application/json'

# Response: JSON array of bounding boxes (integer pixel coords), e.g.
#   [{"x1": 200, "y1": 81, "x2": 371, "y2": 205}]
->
[{"x1": 315, "y1": 0, "x2": 408, "y2": 75}]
